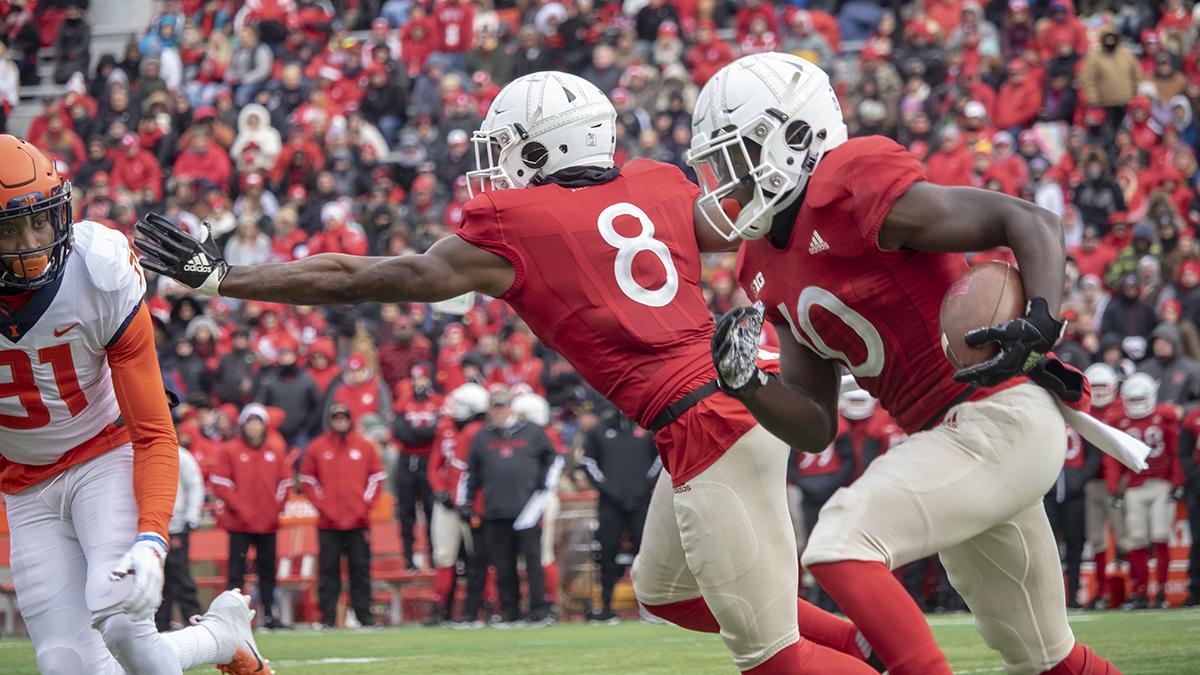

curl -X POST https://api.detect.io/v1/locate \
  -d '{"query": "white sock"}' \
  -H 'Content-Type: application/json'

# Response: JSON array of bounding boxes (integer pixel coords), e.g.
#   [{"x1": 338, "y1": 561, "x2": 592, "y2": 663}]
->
[{"x1": 162, "y1": 623, "x2": 227, "y2": 669}]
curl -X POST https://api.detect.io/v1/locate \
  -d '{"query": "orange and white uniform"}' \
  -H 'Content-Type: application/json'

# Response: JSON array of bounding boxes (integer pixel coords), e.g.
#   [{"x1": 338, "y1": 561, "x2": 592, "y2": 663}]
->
[{"x1": 2, "y1": 219, "x2": 180, "y2": 673}]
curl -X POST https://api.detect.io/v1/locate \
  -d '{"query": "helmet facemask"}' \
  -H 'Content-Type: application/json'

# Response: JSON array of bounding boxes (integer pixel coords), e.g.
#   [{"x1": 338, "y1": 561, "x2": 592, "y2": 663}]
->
[
  {"x1": 0, "y1": 182, "x2": 73, "y2": 291},
  {"x1": 688, "y1": 110, "x2": 832, "y2": 242},
  {"x1": 468, "y1": 123, "x2": 528, "y2": 196}
]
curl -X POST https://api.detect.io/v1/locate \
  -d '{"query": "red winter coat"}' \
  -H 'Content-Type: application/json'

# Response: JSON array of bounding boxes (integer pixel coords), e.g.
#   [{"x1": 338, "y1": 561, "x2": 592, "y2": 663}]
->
[
  {"x1": 299, "y1": 431, "x2": 386, "y2": 530},
  {"x1": 173, "y1": 145, "x2": 232, "y2": 188},
  {"x1": 1034, "y1": 0, "x2": 1089, "y2": 61},
  {"x1": 994, "y1": 78, "x2": 1042, "y2": 130},
  {"x1": 687, "y1": 39, "x2": 736, "y2": 87},
  {"x1": 306, "y1": 224, "x2": 368, "y2": 256},
  {"x1": 112, "y1": 150, "x2": 163, "y2": 202},
  {"x1": 210, "y1": 434, "x2": 292, "y2": 533},
  {"x1": 332, "y1": 377, "x2": 389, "y2": 421},
  {"x1": 924, "y1": 146, "x2": 974, "y2": 186}
]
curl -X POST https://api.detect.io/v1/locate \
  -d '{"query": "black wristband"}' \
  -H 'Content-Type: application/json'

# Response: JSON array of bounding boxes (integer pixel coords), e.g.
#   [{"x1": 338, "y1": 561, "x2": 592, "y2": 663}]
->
[{"x1": 1026, "y1": 297, "x2": 1065, "y2": 347}]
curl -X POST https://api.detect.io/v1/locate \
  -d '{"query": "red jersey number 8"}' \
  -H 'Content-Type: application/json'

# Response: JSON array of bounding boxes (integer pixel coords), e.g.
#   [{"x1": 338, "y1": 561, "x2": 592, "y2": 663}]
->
[{"x1": 597, "y1": 203, "x2": 679, "y2": 308}]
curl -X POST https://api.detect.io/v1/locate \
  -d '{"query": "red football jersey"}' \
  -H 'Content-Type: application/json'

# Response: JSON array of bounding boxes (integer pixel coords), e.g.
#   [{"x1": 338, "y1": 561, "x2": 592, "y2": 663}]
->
[
  {"x1": 1063, "y1": 426, "x2": 1085, "y2": 470},
  {"x1": 457, "y1": 159, "x2": 742, "y2": 484},
  {"x1": 1110, "y1": 404, "x2": 1183, "y2": 489},
  {"x1": 737, "y1": 136, "x2": 1019, "y2": 434},
  {"x1": 428, "y1": 418, "x2": 483, "y2": 511},
  {"x1": 844, "y1": 407, "x2": 908, "y2": 480}
]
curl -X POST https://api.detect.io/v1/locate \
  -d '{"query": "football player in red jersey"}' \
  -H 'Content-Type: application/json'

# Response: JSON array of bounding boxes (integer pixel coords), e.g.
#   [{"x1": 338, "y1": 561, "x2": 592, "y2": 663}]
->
[
  {"x1": 1106, "y1": 374, "x2": 1184, "y2": 610},
  {"x1": 688, "y1": 53, "x2": 1119, "y2": 675},
  {"x1": 837, "y1": 387, "x2": 906, "y2": 481},
  {"x1": 1082, "y1": 364, "x2": 1125, "y2": 609},
  {"x1": 136, "y1": 72, "x2": 877, "y2": 674}
]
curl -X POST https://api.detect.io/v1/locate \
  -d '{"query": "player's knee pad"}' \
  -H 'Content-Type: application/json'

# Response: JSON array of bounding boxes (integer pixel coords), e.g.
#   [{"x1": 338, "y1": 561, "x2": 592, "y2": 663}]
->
[
  {"x1": 673, "y1": 481, "x2": 761, "y2": 587},
  {"x1": 800, "y1": 489, "x2": 888, "y2": 568},
  {"x1": 35, "y1": 644, "x2": 87, "y2": 675}
]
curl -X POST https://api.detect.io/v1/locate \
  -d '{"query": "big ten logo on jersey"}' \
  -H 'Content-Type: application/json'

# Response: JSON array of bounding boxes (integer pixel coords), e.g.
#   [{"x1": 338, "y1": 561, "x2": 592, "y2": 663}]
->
[
  {"x1": 0, "y1": 344, "x2": 86, "y2": 429},
  {"x1": 777, "y1": 287, "x2": 884, "y2": 378},
  {"x1": 1122, "y1": 425, "x2": 1166, "y2": 458},
  {"x1": 597, "y1": 203, "x2": 679, "y2": 308}
]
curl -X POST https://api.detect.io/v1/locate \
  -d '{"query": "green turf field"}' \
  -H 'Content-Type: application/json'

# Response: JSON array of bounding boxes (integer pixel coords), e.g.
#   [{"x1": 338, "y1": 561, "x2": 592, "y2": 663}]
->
[{"x1": 0, "y1": 610, "x2": 1198, "y2": 674}]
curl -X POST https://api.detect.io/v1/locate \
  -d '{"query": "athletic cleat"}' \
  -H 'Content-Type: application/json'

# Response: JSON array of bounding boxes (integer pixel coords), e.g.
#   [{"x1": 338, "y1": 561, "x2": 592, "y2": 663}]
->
[{"x1": 196, "y1": 589, "x2": 273, "y2": 674}]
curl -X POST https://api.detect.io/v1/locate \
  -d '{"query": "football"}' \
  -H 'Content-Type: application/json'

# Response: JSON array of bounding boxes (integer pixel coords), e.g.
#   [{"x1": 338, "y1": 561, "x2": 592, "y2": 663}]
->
[{"x1": 939, "y1": 262, "x2": 1026, "y2": 370}]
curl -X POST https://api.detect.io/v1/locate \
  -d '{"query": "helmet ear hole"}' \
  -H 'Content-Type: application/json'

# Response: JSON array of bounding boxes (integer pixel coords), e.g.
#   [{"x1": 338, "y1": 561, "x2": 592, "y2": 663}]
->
[
  {"x1": 785, "y1": 121, "x2": 813, "y2": 152},
  {"x1": 521, "y1": 142, "x2": 549, "y2": 169}
]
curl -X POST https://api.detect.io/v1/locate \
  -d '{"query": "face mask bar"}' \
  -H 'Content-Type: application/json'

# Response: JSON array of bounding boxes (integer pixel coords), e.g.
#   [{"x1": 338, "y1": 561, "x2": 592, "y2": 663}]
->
[
  {"x1": 688, "y1": 118, "x2": 789, "y2": 241},
  {"x1": 467, "y1": 126, "x2": 522, "y2": 197}
]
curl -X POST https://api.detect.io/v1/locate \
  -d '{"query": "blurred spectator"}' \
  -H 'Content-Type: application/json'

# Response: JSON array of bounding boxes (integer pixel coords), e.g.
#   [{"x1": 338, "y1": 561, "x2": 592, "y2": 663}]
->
[
  {"x1": 462, "y1": 386, "x2": 555, "y2": 625},
  {"x1": 391, "y1": 363, "x2": 442, "y2": 570},
  {"x1": 687, "y1": 21, "x2": 735, "y2": 87},
  {"x1": 1081, "y1": 28, "x2": 1141, "y2": 131},
  {"x1": 231, "y1": 103, "x2": 282, "y2": 173},
  {"x1": 213, "y1": 328, "x2": 256, "y2": 404},
  {"x1": 228, "y1": 25, "x2": 273, "y2": 107},
  {"x1": 1138, "y1": 324, "x2": 1200, "y2": 405},
  {"x1": 328, "y1": 351, "x2": 393, "y2": 423},
  {"x1": 52, "y1": 2, "x2": 90, "y2": 84},
  {"x1": 299, "y1": 403, "x2": 388, "y2": 629},
  {"x1": 1101, "y1": 275, "x2": 1159, "y2": 340},
  {"x1": 211, "y1": 404, "x2": 292, "y2": 629},
  {"x1": 578, "y1": 409, "x2": 658, "y2": 623},
  {"x1": 254, "y1": 344, "x2": 323, "y2": 447},
  {"x1": 156, "y1": 445, "x2": 204, "y2": 631},
  {"x1": 112, "y1": 132, "x2": 163, "y2": 204},
  {"x1": 224, "y1": 211, "x2": 272, "y2": 266},
  {"x1": 635, "y1": 0, "x2": 679, "y2": 43},
  {"x1": 173, "y1": 125, "x2": 232, "y2": 189}
]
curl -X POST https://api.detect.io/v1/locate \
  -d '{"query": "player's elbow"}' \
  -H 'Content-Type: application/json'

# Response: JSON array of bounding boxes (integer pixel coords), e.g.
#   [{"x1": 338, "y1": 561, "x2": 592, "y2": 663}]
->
[{"x1": 1014, "y1": 200, "x2": 1063, "y2": 247}]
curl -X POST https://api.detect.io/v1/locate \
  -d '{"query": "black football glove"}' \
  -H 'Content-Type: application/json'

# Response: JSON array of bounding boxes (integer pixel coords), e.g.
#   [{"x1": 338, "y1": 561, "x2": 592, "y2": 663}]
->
[
  {"x1": 434, "y1": 490, "x2": 454, "y2": 509},
  {"x1": 712, "y1": 303, "x2": 771, "y2": 399},
  {"x1": 134, "y1": 213, "x2": 229, "y2": 296},
  {"x1": 953, "y1": 297, "x2": 1065, "y2": 388}
]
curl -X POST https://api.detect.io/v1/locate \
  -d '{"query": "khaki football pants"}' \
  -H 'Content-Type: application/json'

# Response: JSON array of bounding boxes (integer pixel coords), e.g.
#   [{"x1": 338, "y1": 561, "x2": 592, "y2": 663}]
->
[
  {"x1": 1084, "y1": 478, "x2": 1125, "y2": 553},
  {"x1": 632, "y1": 424, "x2": 799, "y2": 671},
  {"x1": 802, "y1": 384, "x2": 1074, "y2": 675},
  {"x1": 1123, "y1": 479, "x2": 1175, "y2": 549}
]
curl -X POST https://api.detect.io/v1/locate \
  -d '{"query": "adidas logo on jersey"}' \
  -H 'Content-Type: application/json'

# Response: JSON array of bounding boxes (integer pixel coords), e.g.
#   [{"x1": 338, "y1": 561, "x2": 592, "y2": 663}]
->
[
  {"x1": 808, "y1": 231, "x2": 830, "y2": 255},
  {"x1": 182, "y1": 252, "x2": 212, "y2": 274}
]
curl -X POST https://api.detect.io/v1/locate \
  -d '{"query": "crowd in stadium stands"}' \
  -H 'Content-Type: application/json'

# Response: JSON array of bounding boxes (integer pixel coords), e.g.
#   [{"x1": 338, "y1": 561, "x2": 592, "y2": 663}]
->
[{"x1": 5, "y1": 0, "x2": 1200, "y2": 626}]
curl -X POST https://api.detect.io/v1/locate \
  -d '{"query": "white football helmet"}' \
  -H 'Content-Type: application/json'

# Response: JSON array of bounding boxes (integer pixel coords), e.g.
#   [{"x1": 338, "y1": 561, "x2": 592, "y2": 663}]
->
[
  {"x1": 839, "y1": 387, "x2": 877, "y2": 421},
  {"x1": 447, "y1": 383, "x2": 489, "y2": 422},
  {"x1": 512, "y1": 392, "x2": 550, "y2": 426},
  {"x1": 687, "y1": 52, "x2": 848, "y2": 241},
  {"x1": 467, "y1": 71, "x2": 616, "y2": 196},
  {"x1": 1120, "y1": 372, "x2": 1158, "y2": 420},
  {"x1": 1084, "y1": 363, "x2": 1119, "y2": 408}
]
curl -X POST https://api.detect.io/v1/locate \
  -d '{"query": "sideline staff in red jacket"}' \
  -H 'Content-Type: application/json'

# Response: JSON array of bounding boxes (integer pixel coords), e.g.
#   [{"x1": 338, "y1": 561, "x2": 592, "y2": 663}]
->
[
  {"x1": 210, "y1": 403, "x2": 293, "y2": 628},
  {"x1": 299, "y1": 403, "x2": 388, "y2": 628}
]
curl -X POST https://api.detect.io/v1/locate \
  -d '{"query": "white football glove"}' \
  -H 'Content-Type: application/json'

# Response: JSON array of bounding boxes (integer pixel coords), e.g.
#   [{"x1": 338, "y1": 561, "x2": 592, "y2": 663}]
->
[
  {"x1": 108, "y1": 532, "x2": 168, "y2": 621},
  {"x1": 711, "y1": 303, "x2": 769, "y2": 396}
]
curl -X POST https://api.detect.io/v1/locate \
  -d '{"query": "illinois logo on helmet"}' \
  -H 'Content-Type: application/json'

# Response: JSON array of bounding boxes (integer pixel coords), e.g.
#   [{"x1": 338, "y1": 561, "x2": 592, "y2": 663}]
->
[{"x1": 0, "y1": 135, "x2": 73, "y2": 289}]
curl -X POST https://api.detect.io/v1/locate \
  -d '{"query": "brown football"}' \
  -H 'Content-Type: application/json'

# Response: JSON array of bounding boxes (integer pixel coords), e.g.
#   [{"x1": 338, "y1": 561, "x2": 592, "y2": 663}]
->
[{"x1": 939, "y1": 262, "x2": 1026, "y2": 370}]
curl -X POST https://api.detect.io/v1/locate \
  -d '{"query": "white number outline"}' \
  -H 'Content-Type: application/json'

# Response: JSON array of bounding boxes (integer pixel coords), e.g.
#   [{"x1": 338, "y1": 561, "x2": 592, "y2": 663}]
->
[
  {"x1": 777, "y1": 287, "x2": 885, "y2": 377},
  {"x1": 597, "y1": 202, "x2": 679, "y2": 308}
]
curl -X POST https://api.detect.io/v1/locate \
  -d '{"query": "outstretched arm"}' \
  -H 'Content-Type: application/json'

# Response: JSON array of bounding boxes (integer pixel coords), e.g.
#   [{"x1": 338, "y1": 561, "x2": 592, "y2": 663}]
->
[{"x1": 135, "y1": 213, "x2": 514, "y2": 304}]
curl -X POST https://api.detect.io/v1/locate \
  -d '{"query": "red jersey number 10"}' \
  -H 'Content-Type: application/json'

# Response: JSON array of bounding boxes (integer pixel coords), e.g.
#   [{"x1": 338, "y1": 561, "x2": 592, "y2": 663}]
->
[{"x1": 0, "y1": 344, "x2": 87, "y2": 429}]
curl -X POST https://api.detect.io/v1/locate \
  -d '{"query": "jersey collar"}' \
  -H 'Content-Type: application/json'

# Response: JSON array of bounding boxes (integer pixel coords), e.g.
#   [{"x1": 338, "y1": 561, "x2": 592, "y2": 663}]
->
[{"x1": 0, "y1": 268, "x2": 66, "y2": 343}]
